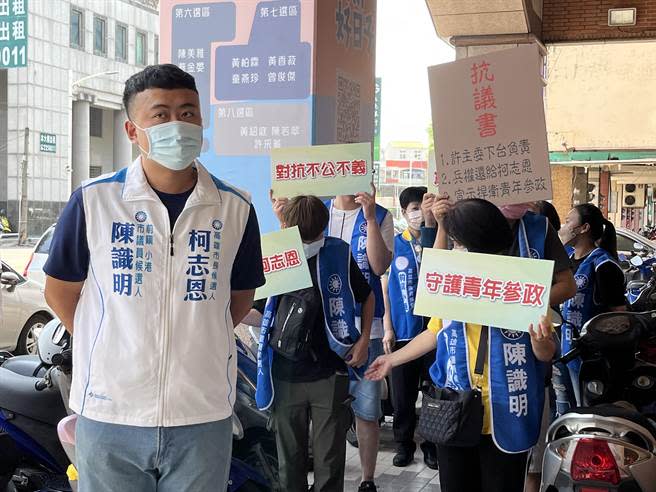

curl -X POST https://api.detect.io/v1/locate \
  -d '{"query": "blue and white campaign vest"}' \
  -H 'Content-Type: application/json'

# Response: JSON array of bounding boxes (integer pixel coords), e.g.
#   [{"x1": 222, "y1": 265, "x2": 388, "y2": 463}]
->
[
  {"x1": 561, "y1": 248, "x2": 620, "y2": 384},
  {"x1": 430, "y1": 322, "x2": 546, "y2": 453},
  {"x1": 256, "y1": 237, "x2": 362, "y2": 410},
  {"x1": 426, "y1": 212, "x2": 549, "y2": 453},
  {"x1": 389, "y1": 230, "x2": 424, "y2": 341},
  {"x1": 70, "y1": 157, "x2": 252, "y2": 428},
  {"x1": 324, "y1": 199, "x2": 387, "y2": 319},
  {"x1": 517, "y1": 212, "x2": 548, "y2": 260}
]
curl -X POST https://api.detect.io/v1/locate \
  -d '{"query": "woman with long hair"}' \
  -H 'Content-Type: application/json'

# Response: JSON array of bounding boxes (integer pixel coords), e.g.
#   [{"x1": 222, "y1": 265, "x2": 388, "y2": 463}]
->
[{"x1": 556, "y1": 203, "x2": 626, "y2": 411}]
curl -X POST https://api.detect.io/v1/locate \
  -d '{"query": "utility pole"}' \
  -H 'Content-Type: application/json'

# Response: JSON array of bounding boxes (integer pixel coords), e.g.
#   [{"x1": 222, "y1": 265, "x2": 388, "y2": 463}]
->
[{"x1": 18, "y1": 127, "x2": 29, "y2": 245}]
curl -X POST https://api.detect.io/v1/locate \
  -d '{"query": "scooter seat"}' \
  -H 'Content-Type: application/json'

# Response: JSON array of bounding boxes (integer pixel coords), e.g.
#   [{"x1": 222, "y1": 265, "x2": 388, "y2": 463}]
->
[
  {"x1": 0, "y1": 367, "x2": 67, "y2": 426},
  {"x1": 565, "y1": 404, "x2": 656, "y2": 440},
  {"x1": 1, "y1": 355, "x2": 47, "y2": 377}
]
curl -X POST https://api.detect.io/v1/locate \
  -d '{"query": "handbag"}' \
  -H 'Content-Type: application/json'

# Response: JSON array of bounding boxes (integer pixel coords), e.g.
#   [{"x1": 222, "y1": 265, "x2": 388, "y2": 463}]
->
[{"x1": 417, "y1": 325, "x2": 488, "y2": 447}]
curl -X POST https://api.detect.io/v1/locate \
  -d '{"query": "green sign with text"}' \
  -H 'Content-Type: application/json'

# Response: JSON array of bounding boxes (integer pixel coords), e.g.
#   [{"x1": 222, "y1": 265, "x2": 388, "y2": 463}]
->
[
  {"x1": 39, "y1": 133, "x2": 56, "y2": 153},
  {"x1": 0, "y1": 0, "x2": 28, "y2": 68},
  {"x1": 254, "y1": 226, "x2": 313, "y2": 301},
  {"x1": 414, "y1": 249, "x2": 554, "y2": 332}
]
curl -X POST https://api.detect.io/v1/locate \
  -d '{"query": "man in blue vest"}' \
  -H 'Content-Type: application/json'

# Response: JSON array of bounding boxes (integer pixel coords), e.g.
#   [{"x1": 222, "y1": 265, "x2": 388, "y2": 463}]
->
[
  {"x1": 257, "y1": 195, "x2": 374, "y2": 492},
  {"x1": 325, "y1": 188, "x2": 393, "y2": 492},
  {"x1": 43, "y1": 65, "x2": 265, "y2": 492}
]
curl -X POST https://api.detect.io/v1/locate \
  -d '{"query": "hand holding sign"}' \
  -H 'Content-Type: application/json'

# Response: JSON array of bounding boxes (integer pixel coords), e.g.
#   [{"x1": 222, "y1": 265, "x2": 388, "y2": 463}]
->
[
  {"x1": 354, "y1": 183, "x2": 377, "y2": 222},
  {"x1": 430, "y1": 193, "x2": 452, "y2": 226},
  {"x1": 421, "y1": 193, "x2": 437, "y2": 228},
  {"x1": 269, "y1": 189, "x2": 289, "y2": 227}
]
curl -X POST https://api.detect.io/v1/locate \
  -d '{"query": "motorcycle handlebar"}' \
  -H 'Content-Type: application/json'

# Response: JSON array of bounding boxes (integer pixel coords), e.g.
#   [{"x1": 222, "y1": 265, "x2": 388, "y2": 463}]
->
[
  {"x1": 51, "y1": 349, "x2": 72, "y2": 367},
  {"x1": 34, "y1": 379, "x2": 48, "y2": 391},
  {"x1": 556, "y1": 347, "x2": 581, "y2": 365}
]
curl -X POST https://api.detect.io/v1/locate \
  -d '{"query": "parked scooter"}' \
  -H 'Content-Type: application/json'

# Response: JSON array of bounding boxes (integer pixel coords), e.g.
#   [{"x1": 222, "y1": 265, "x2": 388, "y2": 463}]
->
[
  {"x1": 0, "y1": 319, "x2": 278, "y2": 492},
  {"x1": 541, "y1": 311, "x2": 656, "y2": 492},
  {"x1": 623, "y1": 255, "x2": 656, "y2": 310}
]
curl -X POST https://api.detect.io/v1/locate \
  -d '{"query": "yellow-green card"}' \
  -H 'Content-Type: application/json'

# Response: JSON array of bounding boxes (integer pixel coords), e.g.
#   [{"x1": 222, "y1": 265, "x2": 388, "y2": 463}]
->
[
  {"x1": 255, "y1": 226, "x2": 313, "y2": 301},
  {"x1": 414, "y1": 249, "x2": 554, "y2": 332},
  {"x1": 270, "y1": 142, "x2": 373, "y2": 198}
]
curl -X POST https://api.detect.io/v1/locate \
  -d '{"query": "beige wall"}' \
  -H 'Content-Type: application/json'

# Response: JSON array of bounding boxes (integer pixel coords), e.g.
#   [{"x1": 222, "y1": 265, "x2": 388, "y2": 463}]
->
[
  {"x1": 551, "y1": 165, "x2": 573, "y2": 222},
  {"x1": 545, "y1": 41, "x2": 656, "y2": 151}
]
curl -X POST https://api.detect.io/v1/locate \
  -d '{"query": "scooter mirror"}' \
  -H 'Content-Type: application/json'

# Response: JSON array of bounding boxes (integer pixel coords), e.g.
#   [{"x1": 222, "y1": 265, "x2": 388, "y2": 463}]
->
[
  {"x1": 631, "y1": 255, "x2": 644, "y2": 267},
  {"x1": 634, "y1": 242, "x2": 645, "y2": 251}
]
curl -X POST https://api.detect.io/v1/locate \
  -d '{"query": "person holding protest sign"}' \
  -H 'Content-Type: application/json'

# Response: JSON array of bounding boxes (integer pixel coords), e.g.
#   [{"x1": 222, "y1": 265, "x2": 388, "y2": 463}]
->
[
  {"x1": 555, "y1": 203, "x2": 626, "y2": 414},
  {"x1": 430, "y1": 196, "x2": 576, "y2": 307},
  {"x1": 324, "y1": 186, "x2": 393, "y2": 492},
  {"x1": 256, "y1": 195, "x2": 374, "y2": 492},
  {"x1": 366, "y1": 198, "x2": 556, "y2": 492},
  {"x1": 381, "y1": 186, "x2": 438, "y2": 469},
  {"x1": 430, "y1": 194, "x2": 574, "y2": 489}
]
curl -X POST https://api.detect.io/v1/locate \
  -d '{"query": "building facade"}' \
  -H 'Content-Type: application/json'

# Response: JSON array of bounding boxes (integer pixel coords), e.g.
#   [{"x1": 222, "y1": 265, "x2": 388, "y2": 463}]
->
[
  {"x1": 0, "y1": 0, "x2": 159, "y2": 237},
  {"x1": 378, "y1": 140, "x2": 428, "y2": 219},
  {"x1": 425, "y1": 0, "x2": 656, "y2": 231}
]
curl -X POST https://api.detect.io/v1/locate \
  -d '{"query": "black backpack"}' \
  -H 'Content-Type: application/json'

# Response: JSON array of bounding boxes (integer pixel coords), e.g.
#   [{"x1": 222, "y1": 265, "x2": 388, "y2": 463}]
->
[{"x1": 269, "y1": 287, "x2": 321, "y2": 361}]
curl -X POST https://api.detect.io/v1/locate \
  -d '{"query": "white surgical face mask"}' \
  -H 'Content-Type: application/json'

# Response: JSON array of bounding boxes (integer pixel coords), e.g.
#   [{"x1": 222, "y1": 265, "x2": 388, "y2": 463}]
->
[
  {"x1": 133, "y1": 121, "x2": 202, "y2": 171},
  {"x1": 406, "y1": 210, "x2": 423, "y2": 230},
  {"x1": 303, "y1": 238, "x2": 325, "y2": 259},
  {"x1": 558, "y1": 224, "x2": 581, "y2": 246}
]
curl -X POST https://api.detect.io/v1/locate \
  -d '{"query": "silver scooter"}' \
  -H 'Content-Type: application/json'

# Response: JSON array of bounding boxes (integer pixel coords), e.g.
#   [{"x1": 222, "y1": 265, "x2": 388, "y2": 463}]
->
[{"x1": 541, "y1": 311, "x2": 656, "y2": 491}]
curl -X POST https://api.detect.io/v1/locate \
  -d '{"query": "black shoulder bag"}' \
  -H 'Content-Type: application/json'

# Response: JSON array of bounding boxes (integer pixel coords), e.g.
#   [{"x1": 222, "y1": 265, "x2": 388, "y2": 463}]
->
[{"x1": 417, "y1": 325, "x2": 488, "y2": 447}]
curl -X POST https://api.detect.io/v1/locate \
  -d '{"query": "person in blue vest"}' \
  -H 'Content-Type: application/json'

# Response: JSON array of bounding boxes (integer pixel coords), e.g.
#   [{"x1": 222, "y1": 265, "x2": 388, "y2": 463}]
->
[
  {"x1": 256, "y1": 195, "x2": 374, "y2": 492},
  {"x1": 431, "y1": 195, "x2": 575, "y2": 491},
  {"x1": 366, "y1": 198, "x2": 557, "y2": 492},
  {"x1": 380, "y1": 186, "x2": 438, "y2": 469},
  {"x1": 324, "y1": 188, "x2": 394, "y2": 492},
  {"x1": 556, "y1": 203, "x2": 626, "y2": 413}
]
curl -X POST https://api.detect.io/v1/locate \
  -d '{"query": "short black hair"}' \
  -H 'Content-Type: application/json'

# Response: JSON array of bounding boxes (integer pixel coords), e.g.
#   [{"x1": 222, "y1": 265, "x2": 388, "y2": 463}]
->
[
  {"x1": 282, "y1": 196, "x2": 329, "y2": 242},
  {"x1": 399, "y1": 186, "x2": 427, "y2": 210},
  {"x1": 444, "y1": 198, "x2": 513, "y2": 254},
  {"x1": 122, "y1": 64, "x2": 198, "y2": 118}
]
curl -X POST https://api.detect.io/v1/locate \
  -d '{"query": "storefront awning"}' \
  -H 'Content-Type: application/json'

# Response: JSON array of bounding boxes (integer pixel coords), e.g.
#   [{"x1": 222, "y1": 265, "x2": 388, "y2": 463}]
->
[{"x1": 550, "y1": 150, "x2": 656, "y2": 165}]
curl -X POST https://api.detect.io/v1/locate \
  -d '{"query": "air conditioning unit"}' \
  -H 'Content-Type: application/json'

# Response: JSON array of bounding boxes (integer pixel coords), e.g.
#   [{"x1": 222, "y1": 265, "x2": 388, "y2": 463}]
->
[{"x1": 623, "y1": 184, "x2": 646, "y2": 208}]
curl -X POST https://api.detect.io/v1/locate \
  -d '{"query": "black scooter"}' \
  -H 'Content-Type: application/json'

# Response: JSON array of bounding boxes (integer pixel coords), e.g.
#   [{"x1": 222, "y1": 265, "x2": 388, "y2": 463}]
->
[{"x1": 0, "y1": 320, "x2": 279, "y2": 492}]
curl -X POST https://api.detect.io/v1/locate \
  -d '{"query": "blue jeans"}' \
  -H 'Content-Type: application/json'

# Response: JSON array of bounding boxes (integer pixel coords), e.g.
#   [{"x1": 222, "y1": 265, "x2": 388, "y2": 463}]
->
[
  {"x1": 76, "y1": 415, "x2": 232, "y2": 492},
  {"x1": 349, "y1": 338, "x2": 384, "y2": 422}
]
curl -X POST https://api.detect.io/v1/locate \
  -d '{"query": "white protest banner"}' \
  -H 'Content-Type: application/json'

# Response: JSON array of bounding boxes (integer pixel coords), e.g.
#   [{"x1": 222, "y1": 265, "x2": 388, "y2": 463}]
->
[{"x1": 428, "y1": 44, "x2": 552, "y2": 205}]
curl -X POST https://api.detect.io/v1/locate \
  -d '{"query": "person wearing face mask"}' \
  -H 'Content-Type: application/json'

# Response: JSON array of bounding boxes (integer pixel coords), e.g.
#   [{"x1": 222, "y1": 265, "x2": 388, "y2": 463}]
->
[
  {"x1": 366, "y1": 199, "x2": 556, "y2": 492},
  {"x1": 379, "y1": 186, "x2": 438, "y2": 469},
  {"x1": 257, "y1": 195, "x2": 374, "y2": 492},
  {"x1": 430, "y1": 198, "x2": 576, "y2": 307},
  {"x1": 555, "y1": 204, "x2": 626, "y2": 413},
  {"x1": 42, "y1": 65, "x2": 265, "y2": 492}
]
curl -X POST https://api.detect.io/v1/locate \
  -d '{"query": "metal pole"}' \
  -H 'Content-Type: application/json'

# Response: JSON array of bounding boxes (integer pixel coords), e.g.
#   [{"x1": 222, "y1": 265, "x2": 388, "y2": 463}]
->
[{"x1": 18, "y1": 127, "x2": 29, "y2": 245}]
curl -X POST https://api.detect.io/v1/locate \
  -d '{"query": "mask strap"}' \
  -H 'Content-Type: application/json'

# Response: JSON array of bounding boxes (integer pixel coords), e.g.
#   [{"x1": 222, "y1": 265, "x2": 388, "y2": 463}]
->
[{"x1": 130, "y1": 120, "x2": 151, "y2": 158}]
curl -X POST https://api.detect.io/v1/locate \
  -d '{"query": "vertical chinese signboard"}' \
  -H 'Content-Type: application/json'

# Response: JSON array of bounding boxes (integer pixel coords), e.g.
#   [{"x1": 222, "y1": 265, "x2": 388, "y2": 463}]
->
[
  {"x1": 428, "y1": 45, "x2": 552, "y2": 206},
  {"x1": 0, "y1": 0, "x2": 28, "y2": 68},
  {"x1": 374, "y1": 77, "x2": 381, "y2": 163},
  {"x1": 314, "y1": 0, "x2": 376, "y2": 146},
  {"x1": 160, "y1": 0, "x2": 376, "y2": 232}
]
